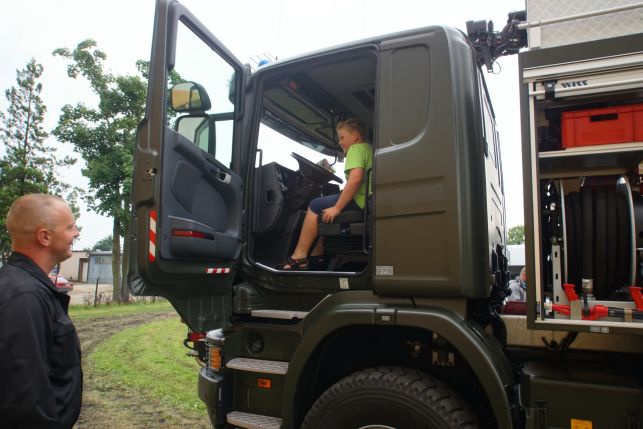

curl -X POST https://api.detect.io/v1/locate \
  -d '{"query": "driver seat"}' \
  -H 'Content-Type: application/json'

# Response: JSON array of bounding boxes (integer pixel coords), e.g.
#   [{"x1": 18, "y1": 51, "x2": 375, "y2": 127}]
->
[
  {"x1": 318, "y1": 204, "x2": 369, "y2": 270},
  {"x1": 318, "y1": 169, "x2": 371, "y2": 270}
]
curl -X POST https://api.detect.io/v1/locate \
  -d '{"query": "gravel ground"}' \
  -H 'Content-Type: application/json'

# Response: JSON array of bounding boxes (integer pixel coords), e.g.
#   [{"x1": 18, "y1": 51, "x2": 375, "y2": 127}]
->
[{"x1": 68, "y1": 282, "x2": 114, "y2": 305}]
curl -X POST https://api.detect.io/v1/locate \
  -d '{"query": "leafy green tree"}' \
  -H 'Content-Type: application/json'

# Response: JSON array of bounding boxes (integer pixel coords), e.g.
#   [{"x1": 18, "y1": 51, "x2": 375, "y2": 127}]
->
[
  {"x1": 507, "y1": 225, "x2": 525, "y2": 245},
  {"x1": 92, "y1": 234, "x2": 113, "y2": 252},
  {"x1": 53, "y1": 40, "x2": 147, "y2": 303},
  {"x1": 0, "y1": 58, "x2": 77, "y2": 262}
]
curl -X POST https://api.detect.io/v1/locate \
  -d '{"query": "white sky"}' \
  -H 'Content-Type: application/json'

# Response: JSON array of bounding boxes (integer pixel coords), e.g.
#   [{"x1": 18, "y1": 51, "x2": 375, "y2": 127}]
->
[{"x1": 0, "y1": 0, "x2": 526, "y2": 249}]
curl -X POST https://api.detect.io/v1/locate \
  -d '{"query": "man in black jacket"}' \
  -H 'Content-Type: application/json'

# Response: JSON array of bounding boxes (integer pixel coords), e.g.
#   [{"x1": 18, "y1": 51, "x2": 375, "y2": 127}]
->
[{"x1": 0, "y1": 194, "x2": 82, "y2": 428}]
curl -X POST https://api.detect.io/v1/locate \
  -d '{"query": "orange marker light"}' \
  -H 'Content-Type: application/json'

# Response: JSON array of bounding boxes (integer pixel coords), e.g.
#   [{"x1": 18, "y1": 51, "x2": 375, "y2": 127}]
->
[
  {"x1": 257, "y1": 378, "x2": 272, "y2": 389},
  {"x1": 208, "y1": 346, "x2": 222, "y2": 371}
]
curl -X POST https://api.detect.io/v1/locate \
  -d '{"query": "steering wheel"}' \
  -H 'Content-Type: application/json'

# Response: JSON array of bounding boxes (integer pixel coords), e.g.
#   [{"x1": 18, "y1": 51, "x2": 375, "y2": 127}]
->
[{"x1": 291, "y1": 152, "x2": 343, "y2": 185}]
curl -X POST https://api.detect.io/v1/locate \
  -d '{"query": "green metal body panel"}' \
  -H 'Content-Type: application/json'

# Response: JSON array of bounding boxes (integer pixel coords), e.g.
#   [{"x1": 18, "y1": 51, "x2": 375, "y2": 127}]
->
[
  {"x1": 277, "y1": 291, "x2": 515, "y2": 428},
  {"x1": 129, "y1": 0, "x2": 243, "y2": 332},
  {"x1": 521, "y1": 361, "x2": 643, "y2": 427},
  {"x1": 373, "y1": 27, "x2": 501, "y2": 299}
]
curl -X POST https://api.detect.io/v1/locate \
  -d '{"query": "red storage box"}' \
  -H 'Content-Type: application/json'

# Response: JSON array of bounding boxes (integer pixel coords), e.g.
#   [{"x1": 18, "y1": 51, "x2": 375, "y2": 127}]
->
[{"x1": 562, "y1": 104, "x2": 643, "y2": 148}]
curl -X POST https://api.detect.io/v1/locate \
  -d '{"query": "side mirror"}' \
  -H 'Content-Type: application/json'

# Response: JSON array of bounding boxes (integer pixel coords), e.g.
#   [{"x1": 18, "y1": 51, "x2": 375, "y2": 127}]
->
[
  {"x1": 170, "y1": 82, "x2": 212, "y2": 112},
  {"x1": 176, "y1": 115, "x2": 214, "y2": 154}
]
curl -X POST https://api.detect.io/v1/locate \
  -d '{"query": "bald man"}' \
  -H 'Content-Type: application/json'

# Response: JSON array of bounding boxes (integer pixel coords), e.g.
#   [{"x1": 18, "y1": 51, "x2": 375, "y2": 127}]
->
[{"x1": 0, "y1": 194, "x2": 82, "y2": 428}]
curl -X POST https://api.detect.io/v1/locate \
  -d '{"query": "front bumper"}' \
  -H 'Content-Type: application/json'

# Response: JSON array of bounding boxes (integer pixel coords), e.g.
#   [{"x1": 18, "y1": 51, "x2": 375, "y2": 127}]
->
[{"x1": 198, "y1": 367, "x2": 230, "y2": 427}]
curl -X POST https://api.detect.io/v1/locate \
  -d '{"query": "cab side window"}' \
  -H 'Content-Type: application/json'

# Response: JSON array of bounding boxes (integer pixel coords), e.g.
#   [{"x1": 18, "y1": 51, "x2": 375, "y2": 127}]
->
[
  {"x1": 480, "y1": 72, "x2": 498, "y2": 166},
  {"x1": 170, "y1": 21, "x2": 236, "y2": 168}
]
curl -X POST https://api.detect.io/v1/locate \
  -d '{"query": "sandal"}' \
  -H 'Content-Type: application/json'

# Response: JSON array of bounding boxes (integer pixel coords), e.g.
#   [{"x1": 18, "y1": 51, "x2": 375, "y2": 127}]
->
[{"x1": 278, "y1": 256, "x2": 309, "y2": 271}]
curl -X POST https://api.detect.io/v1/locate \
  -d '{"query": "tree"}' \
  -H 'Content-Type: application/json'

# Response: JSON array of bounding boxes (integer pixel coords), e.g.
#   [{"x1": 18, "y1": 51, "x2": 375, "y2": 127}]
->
[
  {"x1": 0, "y1": 58, "x2": 77, "y2": 262},
  {"x1": 53, "y1": 40, "x2": 147, "y2": 303},
  {"x1": 507, "y1": 225, "x2": 525, "y2": 245},
  {"x1": 92, "y1": 235, "x2": 113, "y2": 252}
]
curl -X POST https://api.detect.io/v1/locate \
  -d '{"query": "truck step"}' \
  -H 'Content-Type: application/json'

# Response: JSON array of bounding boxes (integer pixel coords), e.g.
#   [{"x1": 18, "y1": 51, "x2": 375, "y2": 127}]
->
[
  {"x1": 227, "y1": 411, "x2": 282, "y2": 429},
  {"x1": 227, "y1": 357, "x2": 289, "y2": 375}
]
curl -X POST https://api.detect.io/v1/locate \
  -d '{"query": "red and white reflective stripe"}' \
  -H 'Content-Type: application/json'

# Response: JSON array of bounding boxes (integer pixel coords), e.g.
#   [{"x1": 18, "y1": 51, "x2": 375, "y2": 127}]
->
[
  {"x1": 149, "y1": 210, "x2": 157, "y2": 262},
  {"x1": 206, "y1": 268, "x2": 230, "y2": 274}
]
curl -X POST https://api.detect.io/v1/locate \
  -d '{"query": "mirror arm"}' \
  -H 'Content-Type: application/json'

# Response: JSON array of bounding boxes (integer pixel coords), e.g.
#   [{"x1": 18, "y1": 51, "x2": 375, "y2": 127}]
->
[{"x1": 208, "y1": 116, "x2": 217, "y2": 156}]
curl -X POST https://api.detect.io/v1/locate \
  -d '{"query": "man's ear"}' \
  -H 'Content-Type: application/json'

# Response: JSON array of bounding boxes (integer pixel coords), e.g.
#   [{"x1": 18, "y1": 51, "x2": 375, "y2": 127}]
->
[{"x1": 35, "y1": 228, "x2": 50, "y2": 247}]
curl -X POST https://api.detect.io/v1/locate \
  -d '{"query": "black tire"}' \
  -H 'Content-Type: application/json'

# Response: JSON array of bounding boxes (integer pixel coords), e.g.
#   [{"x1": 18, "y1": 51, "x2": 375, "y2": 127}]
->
[
  {"x1": 634, "y1": 192, "x2": 643, "y2": 286},
  {"x1": 581, "y1": 186, "x2": 594, "y2": 281},
  {"x1": 615, "y1": 190, "x2": 629, "y2": 289},
  {"x1": 564, "y1": 193, "x2": 577, "y2": 287},
  {"x1": 571, "y1": 192, "x2": 583, "y2": 292},
  {"x1": 605, "y1": 186, "x2": 617, "y2": 296},
  {"x1": 300, "y1": 367, "x2": 480, "y2": 429},
  {"x1": 594, "y1": 186, "x2": 607, "y2": 299}
]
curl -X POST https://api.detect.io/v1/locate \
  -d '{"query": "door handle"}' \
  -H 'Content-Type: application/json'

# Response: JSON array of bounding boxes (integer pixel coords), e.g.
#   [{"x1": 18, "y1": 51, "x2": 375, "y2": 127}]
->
[
  {"x1": 202, "y1": 152, "x2": 231, "y2": 182},
  {"x1": 216, "y1": 170, "x2": 231, "y2": 184}
]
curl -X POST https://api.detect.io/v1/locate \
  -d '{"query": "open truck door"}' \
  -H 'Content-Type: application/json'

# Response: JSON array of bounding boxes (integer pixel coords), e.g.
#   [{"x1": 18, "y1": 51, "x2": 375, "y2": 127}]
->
[{"x1": 129, "y1": 0, "x2": 245, "y2": 332}]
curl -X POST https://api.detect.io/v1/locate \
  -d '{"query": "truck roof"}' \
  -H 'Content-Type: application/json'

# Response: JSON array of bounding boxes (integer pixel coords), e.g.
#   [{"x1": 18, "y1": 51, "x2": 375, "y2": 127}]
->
[{"x1": 252, "y1": 25, "x2": 467, "y2": 72}]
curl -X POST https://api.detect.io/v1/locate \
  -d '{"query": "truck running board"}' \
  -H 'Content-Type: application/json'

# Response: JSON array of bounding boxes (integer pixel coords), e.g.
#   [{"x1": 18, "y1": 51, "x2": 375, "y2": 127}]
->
[
  {"x1": 250, "y1": 309, "x2": 309, "y2": 319},
  {"x1": 227, "y1": 357, "x2": 289, "y2": 375},
  {"x1": 227, "y1": 411, "x2": 282, "y2": 429}
]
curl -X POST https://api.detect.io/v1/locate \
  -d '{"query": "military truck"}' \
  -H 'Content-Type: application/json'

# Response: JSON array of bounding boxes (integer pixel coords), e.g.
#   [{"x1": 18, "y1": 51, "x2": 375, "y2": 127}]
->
[{"x1": 129, "y1": 0, "x2": 643, "y2": 427}]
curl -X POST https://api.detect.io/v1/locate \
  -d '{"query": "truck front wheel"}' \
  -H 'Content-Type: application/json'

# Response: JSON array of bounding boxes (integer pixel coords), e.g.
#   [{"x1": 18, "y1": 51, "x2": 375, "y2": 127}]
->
[{"x1": 301, "y1": 366, "x2": 479, "y2": 429}]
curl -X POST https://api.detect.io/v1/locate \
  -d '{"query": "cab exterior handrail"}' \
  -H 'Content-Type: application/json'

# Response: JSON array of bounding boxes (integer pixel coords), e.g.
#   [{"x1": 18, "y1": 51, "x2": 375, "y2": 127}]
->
[{"x1": 516, "y1": 2, "x2": 643, "y2": 30}]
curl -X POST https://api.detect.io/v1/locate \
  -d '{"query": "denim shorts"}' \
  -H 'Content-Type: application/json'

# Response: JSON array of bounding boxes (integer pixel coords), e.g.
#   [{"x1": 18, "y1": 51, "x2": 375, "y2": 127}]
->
[{"x1": 308, "y1": 194, "x2": 361, "y2": 214}]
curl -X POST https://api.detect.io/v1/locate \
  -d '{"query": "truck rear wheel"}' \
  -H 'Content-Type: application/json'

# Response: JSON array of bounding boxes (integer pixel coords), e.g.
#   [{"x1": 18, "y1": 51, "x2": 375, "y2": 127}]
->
[{"x1": 300, "y1": 366, "x2": 479, "y2": 429}]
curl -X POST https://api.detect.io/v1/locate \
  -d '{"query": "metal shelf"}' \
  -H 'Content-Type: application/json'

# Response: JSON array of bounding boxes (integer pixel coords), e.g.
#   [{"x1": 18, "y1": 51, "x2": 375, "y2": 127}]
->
[{"x1": 538, "y1": 141, "x2": 643, "y2": 178}]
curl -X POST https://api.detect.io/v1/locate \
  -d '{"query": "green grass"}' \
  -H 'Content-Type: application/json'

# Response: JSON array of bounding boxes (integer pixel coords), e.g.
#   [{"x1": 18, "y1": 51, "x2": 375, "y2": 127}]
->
[
  {"x1": 91, "y1": 317, "x2": 206, "y2": 416},
  {"x1": 69, "y1": 300, "x2": 173, "y2": 320}
]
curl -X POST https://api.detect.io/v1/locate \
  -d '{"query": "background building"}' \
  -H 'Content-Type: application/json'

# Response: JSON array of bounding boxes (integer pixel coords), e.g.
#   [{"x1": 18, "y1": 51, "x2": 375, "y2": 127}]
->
[
  {"x1": 59, "y1": 250, "x2": 89, "y2": 282},
  {"x1": 87, "y1": 251, "x2": 115, "y2": 284}
]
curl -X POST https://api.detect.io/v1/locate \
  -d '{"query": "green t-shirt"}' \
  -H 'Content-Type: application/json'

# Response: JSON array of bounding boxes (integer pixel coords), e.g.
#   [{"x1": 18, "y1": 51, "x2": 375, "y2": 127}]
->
[{"x1": 344, "y1": 142, "x2": 373, "y2": 209}]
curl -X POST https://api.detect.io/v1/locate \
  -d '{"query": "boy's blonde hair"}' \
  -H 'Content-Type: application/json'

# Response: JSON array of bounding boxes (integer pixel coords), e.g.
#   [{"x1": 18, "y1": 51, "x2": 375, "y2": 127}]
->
[{"x1": 337, "y1": 118, "x2": 368, "y2": 142}]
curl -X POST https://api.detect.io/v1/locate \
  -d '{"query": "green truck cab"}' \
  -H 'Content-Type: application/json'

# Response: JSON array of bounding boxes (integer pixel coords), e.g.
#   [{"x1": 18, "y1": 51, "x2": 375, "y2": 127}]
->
[{"x1": 130, "y1": 1, "x2": 643, "y2": 427}]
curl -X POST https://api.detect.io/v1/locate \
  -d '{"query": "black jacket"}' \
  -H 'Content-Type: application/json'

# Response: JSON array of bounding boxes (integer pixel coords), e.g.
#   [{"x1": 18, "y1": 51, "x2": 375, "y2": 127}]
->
[{"x1": 0, "y1": 252, "x2": 82, "y2": 429}]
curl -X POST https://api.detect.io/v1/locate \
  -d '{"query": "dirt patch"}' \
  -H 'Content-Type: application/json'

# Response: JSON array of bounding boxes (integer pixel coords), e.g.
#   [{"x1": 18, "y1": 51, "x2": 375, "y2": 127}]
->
[{"x1": 73, "y1": 312, "x2": 211, "y2": 428}]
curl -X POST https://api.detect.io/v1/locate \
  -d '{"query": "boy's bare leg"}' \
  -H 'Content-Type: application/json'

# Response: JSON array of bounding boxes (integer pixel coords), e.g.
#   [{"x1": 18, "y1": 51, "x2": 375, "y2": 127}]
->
[{"x1": 290, "y1": 209, "x2": 319, "y2": 260}]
